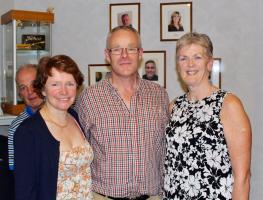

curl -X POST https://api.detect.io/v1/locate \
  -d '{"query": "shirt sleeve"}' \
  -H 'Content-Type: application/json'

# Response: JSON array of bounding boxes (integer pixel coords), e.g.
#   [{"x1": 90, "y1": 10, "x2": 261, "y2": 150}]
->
[
  {"x1": 8, "y1": 123, "x2": 16, "y2": 170},
  {"x1": 14, "y1": 122, "x2": 37, "y2": 200}
]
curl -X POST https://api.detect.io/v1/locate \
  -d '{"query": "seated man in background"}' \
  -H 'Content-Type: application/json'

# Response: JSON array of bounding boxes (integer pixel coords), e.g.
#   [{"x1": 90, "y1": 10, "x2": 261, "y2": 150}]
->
[
  {"x1": 8, "y1": 60, "x2": 46, "y2": 171},
  {"x1": 142, "y1": 60, "x2": 158, "y2": 81}
]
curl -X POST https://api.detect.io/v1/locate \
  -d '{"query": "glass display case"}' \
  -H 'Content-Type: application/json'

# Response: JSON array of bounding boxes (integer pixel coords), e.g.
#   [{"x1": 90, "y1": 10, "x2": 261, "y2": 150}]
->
[{"x1": 1, "y1": 10, "x2": 54, "y2": 116}]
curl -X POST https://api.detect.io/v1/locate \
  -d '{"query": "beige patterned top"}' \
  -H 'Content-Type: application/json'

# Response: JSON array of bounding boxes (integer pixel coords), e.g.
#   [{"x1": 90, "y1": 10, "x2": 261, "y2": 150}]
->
[{"x1": 56, "y1": 140, "x2": 93, "y2": 200}]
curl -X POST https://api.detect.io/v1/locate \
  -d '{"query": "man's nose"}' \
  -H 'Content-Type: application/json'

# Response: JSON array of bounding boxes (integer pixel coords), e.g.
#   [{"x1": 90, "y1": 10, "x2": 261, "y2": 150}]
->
[
  {"x1": 120, "y1": 48, "x2": 128, "y2": 57},
  {"x1": 27, "y1": 85, "x2": 34, "y2": 94}
]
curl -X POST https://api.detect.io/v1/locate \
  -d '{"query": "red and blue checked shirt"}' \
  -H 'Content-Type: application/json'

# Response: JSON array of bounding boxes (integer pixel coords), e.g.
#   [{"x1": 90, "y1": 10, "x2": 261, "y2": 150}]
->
[{"x1": 75, "y1": 77, "x2": 169, "y2": 198}]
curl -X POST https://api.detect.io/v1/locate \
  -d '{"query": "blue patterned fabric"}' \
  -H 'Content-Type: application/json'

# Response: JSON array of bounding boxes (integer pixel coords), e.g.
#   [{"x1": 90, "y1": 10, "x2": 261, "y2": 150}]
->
[{"x1": 8, "y1": 106, "x2": 34, "y2": 170}]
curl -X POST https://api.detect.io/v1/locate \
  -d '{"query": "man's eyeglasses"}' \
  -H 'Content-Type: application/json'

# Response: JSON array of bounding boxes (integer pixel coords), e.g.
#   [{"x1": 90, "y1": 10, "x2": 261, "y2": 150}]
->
[
  {"x1": 18, "y1": 83, "x2": 34, "y2": 93},
  {"x1": 108, "y1": 47, "x2": 140, "y2": 55}
]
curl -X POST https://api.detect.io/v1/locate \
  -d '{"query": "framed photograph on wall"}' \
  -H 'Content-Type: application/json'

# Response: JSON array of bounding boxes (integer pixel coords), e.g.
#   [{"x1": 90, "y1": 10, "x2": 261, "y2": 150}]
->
[
  {"x1": 210, "y1": 58, "x2": 222, "y2": 89},
  {"x1": 160, "y1": 2, "x2": 192, "y2": 41},
  {"x1": 110, "y1": 3, "x2": 140, "y2": 32},
  {"x1": 139, "y1": 51, "x2": 166, "y2": 88},
  {"x1": 88, "y1": 64, "x2": 111, "y2": 85}
]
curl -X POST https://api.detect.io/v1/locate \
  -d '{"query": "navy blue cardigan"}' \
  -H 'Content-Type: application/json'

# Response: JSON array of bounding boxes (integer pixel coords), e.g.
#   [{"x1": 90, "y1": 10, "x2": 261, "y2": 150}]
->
[{"x1": 14, "y1": 109, "x2": 80, "y2": 200}]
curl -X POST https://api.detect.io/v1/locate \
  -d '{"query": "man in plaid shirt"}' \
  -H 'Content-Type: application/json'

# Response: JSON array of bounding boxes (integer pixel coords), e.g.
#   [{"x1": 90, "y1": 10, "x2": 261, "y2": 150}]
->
[{"x1": 76, "y1": 26, "x2": 169, "y2": 200}]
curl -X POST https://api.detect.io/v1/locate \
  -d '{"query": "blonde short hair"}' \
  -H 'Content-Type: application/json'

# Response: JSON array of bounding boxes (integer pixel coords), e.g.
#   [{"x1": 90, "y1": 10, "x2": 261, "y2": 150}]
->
[{"x1": 176, "y1": 32, "x2": 213, "y2": 60}]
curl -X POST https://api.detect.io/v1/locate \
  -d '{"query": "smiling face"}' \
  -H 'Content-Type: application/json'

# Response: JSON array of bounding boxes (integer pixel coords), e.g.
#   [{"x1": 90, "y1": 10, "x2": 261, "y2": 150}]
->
[
  {"x1": 42, "y1": 68, "x2": 77, "y2": 112},
  {"x1": 145, "y1": 61, "x2": 156, "y2": 79},
  {"x1": 177, "y1": 43, "x2": 213, "y2": 89},
  {"x1": 172, "y1": 13, "x2": 181, "y2": 24},
  {"x1": 105, "y1": 29, "x2": 143, "y2": 79}
]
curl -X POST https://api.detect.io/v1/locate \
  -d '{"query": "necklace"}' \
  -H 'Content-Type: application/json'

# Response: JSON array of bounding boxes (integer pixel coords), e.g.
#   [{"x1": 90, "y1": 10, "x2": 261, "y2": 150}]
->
[{"x1": 43, "y1": 106, "x2": 68, "y2": 128}]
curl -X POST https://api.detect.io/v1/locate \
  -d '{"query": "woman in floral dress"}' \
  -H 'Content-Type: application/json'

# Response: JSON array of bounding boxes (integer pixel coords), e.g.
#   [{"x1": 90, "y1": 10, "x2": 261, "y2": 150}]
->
[
  {"x1": 15, "y1": 55, "x2": 93, "y2": 200},
  {"x1": 164, "y1": 32, "x2": 252, "y2": 200}
]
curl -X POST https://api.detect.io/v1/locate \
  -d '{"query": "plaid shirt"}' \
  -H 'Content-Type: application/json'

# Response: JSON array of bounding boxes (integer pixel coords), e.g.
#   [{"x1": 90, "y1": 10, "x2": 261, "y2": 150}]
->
[{"x1": 75, "y1": 77, "x2": 169, "y2": 198}]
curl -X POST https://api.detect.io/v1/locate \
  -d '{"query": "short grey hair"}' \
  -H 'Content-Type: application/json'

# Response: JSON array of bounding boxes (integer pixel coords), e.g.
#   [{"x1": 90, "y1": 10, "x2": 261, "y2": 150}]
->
[
  {"x1": 16, "y1": 64, "x2": 37, "y2": 83},
  {"x1": 106, "y1": 26, "x2": 142, "y2": 49}
]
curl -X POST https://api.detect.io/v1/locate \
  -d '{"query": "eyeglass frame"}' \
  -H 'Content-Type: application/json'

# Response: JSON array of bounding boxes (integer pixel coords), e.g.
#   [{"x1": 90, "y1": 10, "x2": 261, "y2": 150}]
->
[
  {"x1": 17, "y1": 83, "x2": 34, "y2": 93},
  {"x1": 107, "y1": 47, "x2": 142, "y2": 55}
]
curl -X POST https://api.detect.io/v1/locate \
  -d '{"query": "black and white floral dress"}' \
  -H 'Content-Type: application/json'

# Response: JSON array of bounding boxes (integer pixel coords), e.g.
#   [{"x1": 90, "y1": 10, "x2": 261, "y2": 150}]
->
[{"x1": 164, "y1": 90, "x2": 233, "y2": 200}]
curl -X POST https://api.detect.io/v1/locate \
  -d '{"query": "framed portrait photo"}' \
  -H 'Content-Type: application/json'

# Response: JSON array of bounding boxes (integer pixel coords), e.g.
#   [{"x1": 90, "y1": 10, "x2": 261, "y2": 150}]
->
[
  {"x1": 88, "y1": 64, "x2": 111, "y2": 86},
  {"x1": 210, "y1": 58, "x2": 222, "y2": 89},
  {"x1": 139, "y1": 51, "x2": 166, "y2": 88},
  {"x1": 160, "y1": 2, "x2": 192, "y2": 41},
  {"x1": 110, "y1": 3, "x2": 140, "y2": 32}
]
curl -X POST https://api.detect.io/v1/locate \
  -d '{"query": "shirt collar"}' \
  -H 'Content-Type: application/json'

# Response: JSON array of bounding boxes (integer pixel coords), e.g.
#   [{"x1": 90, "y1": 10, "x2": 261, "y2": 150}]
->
[
  {"x1": 105, "y1": 72, "x2": 143, "y2": 92},
  {"x1": 25, "y1": 105, "x2": 36, "y2": 116}
]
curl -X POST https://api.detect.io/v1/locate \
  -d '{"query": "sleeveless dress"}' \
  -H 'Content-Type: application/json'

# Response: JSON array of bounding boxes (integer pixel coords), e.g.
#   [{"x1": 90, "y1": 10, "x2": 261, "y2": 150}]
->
[
  {"x1": 56, "y1": 140, "x2": 93, "y2": 200},
  {"x1": 164, "y1": 90, "x2": 234, "y2": 200}
]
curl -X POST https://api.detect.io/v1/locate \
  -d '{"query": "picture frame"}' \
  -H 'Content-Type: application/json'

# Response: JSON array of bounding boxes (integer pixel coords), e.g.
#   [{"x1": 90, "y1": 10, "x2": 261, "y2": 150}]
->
[
  {"x1": 160, "y1": 2, "x2": 192, "y2": 41},
  {"x1": 110, "y1": 3, "x2": 140, "y2": 33},
  {"x1": 88, "y1": 64, "x2": 111, "y2": 86},
  {"x1": 210, "y1": 58, "x2": 222, "y2": 89},
  {"x1": 139, "y1": 51, "x2": 166, "y2": 88}
]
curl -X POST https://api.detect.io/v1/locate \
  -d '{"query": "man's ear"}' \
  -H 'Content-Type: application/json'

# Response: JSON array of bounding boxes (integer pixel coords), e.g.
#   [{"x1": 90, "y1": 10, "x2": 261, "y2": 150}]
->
[
  {"x1": 138, "y1": 48, "x2": 143, "y2": 61},
  {"x1": 105, "y1": 49, "x2": 111, "y2": 64},
  {"x1": 18, "y1": 91, "x2": 23, "y2": 100}
]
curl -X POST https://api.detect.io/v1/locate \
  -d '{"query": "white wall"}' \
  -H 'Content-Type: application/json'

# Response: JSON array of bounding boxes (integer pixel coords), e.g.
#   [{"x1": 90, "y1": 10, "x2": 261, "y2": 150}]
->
[{"x1": 1, "y1": 0, "x2": 262, "y2": 199}]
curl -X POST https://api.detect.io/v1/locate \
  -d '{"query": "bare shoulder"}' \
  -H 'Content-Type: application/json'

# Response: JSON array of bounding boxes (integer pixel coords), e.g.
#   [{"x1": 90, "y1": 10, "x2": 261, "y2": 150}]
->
[
  {"x1": 222, "y1": 93, "x2": 247, "y2": 114},
  {"x1": 221, "y1": 93, "x2": 251, "y2": 137},
  {"x1": 221, "y1": 93, "x2": 249, "y2": 119}
]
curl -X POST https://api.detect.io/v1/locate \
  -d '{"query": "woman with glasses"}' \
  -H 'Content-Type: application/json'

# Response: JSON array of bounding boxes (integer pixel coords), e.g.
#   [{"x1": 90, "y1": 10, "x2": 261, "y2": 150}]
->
[
  {"x1": 14, "y1": 55, "x2": 93, "y2": 200},
  {"x1": 168, "y1": 11, "x2": 184, "y2": 32},
  {"x1": 164, "y1": 32, "x2": 252, "y2": 200}
]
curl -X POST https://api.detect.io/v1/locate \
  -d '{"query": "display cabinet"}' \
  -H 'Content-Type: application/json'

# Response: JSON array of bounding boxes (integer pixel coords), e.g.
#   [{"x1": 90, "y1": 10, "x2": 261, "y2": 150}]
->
[{"x1": 1, "y1": 10, "x2": 54, "y2": 116}]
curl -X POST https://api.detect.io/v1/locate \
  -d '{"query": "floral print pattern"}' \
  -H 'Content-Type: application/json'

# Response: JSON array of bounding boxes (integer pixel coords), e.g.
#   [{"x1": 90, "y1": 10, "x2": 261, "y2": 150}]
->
[
  {"x1": 57, "y1": 141, "x2": 93, "y2": 200},
  {"x1": 164, "y1": 90, "x2": 233, "y2": 200}
]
